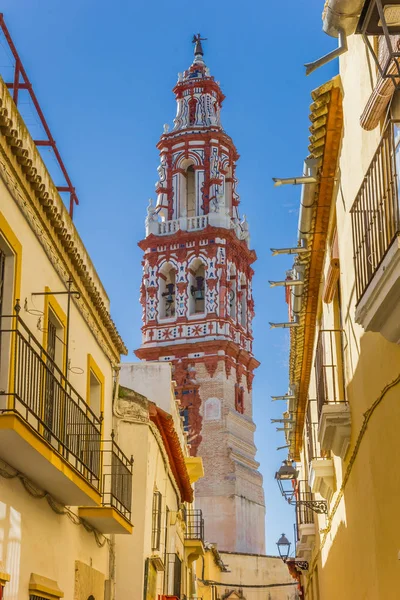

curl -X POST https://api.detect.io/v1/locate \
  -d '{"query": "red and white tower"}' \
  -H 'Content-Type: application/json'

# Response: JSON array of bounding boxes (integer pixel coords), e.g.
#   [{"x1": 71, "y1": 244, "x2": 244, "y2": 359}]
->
[{"x1": 136, "y1": 36, "x2": 265, "y2": 553}]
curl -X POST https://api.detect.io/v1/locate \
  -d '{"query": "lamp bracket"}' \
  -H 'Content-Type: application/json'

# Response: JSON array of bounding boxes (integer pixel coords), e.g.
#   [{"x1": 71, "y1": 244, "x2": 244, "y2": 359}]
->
[
  {"x1": 294, "y1": 560, "x2": 309, "y2": 571},
  {"x1": 288, "y1": 498, "x2": 328, "y2": 514}
]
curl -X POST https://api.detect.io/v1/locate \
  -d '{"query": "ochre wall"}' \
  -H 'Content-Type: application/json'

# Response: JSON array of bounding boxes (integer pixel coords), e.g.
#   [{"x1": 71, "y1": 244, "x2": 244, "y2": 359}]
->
[
  {"x1": 198, "y1": 550, "x2": 297, "y2": 600},
  {"x1": 301, "y1": 33, "x2": 400, "y2": 600}
]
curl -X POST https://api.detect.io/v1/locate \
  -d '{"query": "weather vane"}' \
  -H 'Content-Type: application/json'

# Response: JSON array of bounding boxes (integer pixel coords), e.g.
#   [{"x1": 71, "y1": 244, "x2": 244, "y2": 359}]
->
[{"x1": 192, "y1": 33, "x2": 207, "y2": 56}]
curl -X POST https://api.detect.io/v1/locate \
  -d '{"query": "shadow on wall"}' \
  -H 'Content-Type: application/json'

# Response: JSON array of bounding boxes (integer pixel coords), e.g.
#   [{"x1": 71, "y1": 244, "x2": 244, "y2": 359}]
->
[{"x1": 316, "y1": 331, "x2": 400, "y2": 599}]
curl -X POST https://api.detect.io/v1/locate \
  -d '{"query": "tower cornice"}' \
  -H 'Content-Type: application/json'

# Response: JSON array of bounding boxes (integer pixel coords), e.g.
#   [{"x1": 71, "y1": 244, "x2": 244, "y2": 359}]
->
[
  {"x1": 135, "y1": 338, "x2": 260, "y2": 370},
  {"x1": 138, "y1": 226, "x2": 256, "y2": 267},
  {"x1": 157, "y1": 129, "x2": 239, "y2": 162}
]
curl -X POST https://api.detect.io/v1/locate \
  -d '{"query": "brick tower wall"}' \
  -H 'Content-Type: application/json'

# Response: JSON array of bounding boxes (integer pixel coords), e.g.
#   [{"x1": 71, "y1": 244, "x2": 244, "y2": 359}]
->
[{"x1": 193, "y1": 361, "x2": 265, "y2": 553}]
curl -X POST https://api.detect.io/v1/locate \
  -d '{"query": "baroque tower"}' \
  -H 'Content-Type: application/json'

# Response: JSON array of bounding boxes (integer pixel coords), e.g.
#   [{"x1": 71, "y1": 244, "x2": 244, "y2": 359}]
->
[{"x1": 135, "y1": 36, "x2": 265, "y2": 554}]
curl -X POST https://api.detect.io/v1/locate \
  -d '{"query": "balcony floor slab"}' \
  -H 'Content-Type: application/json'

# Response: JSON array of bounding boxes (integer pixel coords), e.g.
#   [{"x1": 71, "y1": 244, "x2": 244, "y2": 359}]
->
[
  {"x1": 184, "y1": 539, "x2": 205, "y2": 565},
  {"x1": 356, "y1": 235, "x2": 400, "y2": 344},
  {"x1": 0, "y1": 413, "x2": 101, "y2": 506},
  {"x1": 78, "y1": 506, "x2": 133, "y2": 534}
]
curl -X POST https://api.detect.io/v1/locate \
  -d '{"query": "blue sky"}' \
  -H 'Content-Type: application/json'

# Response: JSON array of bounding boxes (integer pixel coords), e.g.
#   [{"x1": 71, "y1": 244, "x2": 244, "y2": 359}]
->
[{"x1": 1, "y1": 1, "x2": 338, "y2": 554}]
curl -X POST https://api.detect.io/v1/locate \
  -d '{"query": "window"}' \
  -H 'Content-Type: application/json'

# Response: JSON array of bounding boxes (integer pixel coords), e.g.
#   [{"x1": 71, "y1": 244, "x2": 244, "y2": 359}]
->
[
  {"x1": 45, "y1": 305, "x2": 65, "y2": 370},
  {"x1": 29, "y1": 573, "x2": 63, "y2": 600},
  {"x1": 186, "y1": 165, "x2": 196, "y2": 217},
  {"x1": 87, "y1": 355, "x2": 104, "y2": 420},
  {"x1": 189, "y1": 262, "x2": 205, "y2": 315},
  {"x1": 235, "y1": 385, "x2": 244, "y2": 414},
  {"x1": 238, "y1": 286, "x2": 247, "y2": 327},
  {"x1": 181, "y1": 407, "x2": 189, "y2": 433},
  {"x1": 0, "y1": 234, "x2": 17, "y2": 394},
  {"x1": 228, "y1": 270, "x2": 236, "y2": 319},
  {"x1": 188, "y1": 97, "x2": 197, "y2": 126},
  {"x1": 0, "y1": 248, "x2": 6, "y2": 317},
  {"x1": 44, "y1": 306, "x2": 65, "y2": 442},
  {"x1": 159, "y1": 266, "x2": 176, "y2": 319},
  {"x1": 165, "y1": 553, "x2": 182, "y2": 597},
  {"x1": 89, "y1": 370, "x2": 101, "y2": 418},
  {"x1": 151, "y1": 490, "x2": 162, "y2": 550}
]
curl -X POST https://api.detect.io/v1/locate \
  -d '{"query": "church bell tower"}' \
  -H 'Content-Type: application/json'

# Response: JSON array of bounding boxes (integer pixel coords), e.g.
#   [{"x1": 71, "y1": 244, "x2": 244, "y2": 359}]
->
[{"x1": 135, "y1": 36, "x2": 265, "y2": 554}]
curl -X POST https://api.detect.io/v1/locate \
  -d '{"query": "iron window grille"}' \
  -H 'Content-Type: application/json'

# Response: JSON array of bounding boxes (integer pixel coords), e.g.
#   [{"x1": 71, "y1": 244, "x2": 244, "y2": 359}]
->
[
  {"x1": 151, "y1": 490, "x2": 162, "y2": 551},
  {"x1": 351, "y1": 120, "x2": 400, "y2": 303},
  {"x1": 185, "y1": 508, "x2": 205, "y2": 542},
  {"x1": 165, "y1": 553, "x2": 182, "y2": 598},
  {"x1": 0, "y1": 309, "x2": 102, "y2": 487}
]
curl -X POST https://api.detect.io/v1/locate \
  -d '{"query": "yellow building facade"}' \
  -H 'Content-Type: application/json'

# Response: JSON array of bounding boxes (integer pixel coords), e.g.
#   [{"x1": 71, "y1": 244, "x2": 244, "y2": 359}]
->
[
  {"x1": 116, "y1": 362, "x2": 205, "y2": 600},
  {"x1": 0, "y1": 69, "x2": 134, "y2": 598},
  {"x1": 274, "y1": 3, "x2": 400, "y2": 599},
  {"x1": 0, "y1": 57, "x2": 205, "y2": 599}
]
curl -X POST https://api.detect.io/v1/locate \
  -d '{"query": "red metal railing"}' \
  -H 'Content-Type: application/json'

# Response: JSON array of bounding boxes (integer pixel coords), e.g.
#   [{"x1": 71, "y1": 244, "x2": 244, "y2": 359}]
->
[{"x1": 0, "y1": 14, "x2": 79, "y2": 217}]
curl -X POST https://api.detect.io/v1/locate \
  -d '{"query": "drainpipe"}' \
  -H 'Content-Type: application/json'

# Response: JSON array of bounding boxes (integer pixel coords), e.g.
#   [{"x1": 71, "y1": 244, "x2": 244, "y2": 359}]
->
[
  {"x1": 305, "y1": 28, "x2": 347, "y2": 75},
  {"x1": 305, "y1": 0, "x2": 365, "y2": 75}
]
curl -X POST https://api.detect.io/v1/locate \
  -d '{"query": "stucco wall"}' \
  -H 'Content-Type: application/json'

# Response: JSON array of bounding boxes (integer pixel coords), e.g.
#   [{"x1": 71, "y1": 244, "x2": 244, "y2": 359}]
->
[
  {"x1": 0, "y1": 177, "x2": 116, "y2": 436},
  {"x1": 0, "y1": 473, "x2": 108, "y2": 600},
  {"x1": 115, "y1": 368, "x2": 195, "y2": 599},
  {"x1": 298, "y1": 32, "x2": 400, "y2": 600},
  {"x1": 198, "y1": 551, "x2": 297, "y2": 600}
]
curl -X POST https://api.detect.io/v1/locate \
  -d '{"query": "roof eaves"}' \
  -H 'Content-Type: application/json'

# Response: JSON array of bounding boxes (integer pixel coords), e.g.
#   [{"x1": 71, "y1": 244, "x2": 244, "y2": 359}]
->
[{"x1": 288, "y1": 76, "x2": 343, "y2": 460}]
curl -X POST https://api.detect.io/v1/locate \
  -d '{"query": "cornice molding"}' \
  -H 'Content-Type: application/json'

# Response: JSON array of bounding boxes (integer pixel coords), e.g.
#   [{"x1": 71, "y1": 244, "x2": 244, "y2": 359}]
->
[{"x1": 0, "y1": 76, "x2": 126, "y2": 358}]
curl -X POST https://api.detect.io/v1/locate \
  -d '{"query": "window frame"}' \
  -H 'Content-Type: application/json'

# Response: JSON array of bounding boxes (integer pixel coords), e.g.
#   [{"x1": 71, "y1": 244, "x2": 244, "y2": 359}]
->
[{"x1": 151, "y1": 490, "x2": 163, "y2": 551}]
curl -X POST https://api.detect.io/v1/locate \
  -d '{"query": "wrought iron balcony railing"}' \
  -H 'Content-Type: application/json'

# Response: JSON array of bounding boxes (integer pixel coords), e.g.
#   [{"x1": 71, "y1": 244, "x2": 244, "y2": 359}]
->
[
  {"x1": 101, "y1": 436, "x2": 133, "y2": 520},
  {"x1": 0, "y1": 313, "x2": 102, "y2": 488},
  {"x1": 295, "y1": 480, "x2": 315, "y2": 526},
  {"x1": 306, "y1": 420, "x2": 326, "y2": 461},
  {"x1": 185, "y1": 508, "x2": 205, "y2": 542},
  {"x1": 315, "y1": 329, "x2": 347, "y2": 419},
  {"x1": 351, "y1": 120, "x2": 400, "y2": 303}
]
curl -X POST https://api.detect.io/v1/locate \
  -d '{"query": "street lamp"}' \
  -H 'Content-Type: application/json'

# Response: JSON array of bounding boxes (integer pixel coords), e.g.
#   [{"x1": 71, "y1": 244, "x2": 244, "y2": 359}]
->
[
  {"x1": 277, "y1": 534, "x2": 310, "y2": 572},
  {"x1": 276, "y1": 533, "x2": 291, "y2": 562},
  {"x1": 275, "y1": 459, "x2": 298, "y2": 501}
]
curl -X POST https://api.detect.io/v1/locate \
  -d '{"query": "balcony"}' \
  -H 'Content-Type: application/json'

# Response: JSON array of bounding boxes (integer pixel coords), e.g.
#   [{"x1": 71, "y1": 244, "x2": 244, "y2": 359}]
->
[
  {"x1": 150, "y1": 215, "x2": 209, "y2": 237},
  {"x1": 307, "y1": 420, "x2": 335, "y2": 501},
  {"x1": 351, "y1": 121, "x2": 400, "y2": 344},
  {"x1": 184, "y1": 508, "x2": 205, "y2": 564},
  {"x1": 147, "y1": 213, "x2": 249, "y2": 245},
  {"x1": 78, "y1": 438, "x2": 133, "y2": 534},
  {"x1": 315, "y1": 329, "x2": 351, "y2": 460},
  {"x1": 295, "y1": 481, "x2": 316, "y2": 559},
  {"x1": 0, "y1": 313, "x2": 101, "y2": 506}
]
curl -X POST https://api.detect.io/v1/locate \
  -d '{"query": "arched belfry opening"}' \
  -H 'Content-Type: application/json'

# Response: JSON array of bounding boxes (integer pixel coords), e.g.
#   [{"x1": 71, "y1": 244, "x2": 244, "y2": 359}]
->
[
  {"x1": 239, "y1": 275, "x2": 247, "y2": 327},
  {"x1": 186, "y1": 165, "x2": 196, "y2": 218},
  {"x1": 159, "y1": 263, "x2": 176, "y2": 319},
  {"x1": 189, "y1": 260, "x2": 206, "y2": 315}
]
